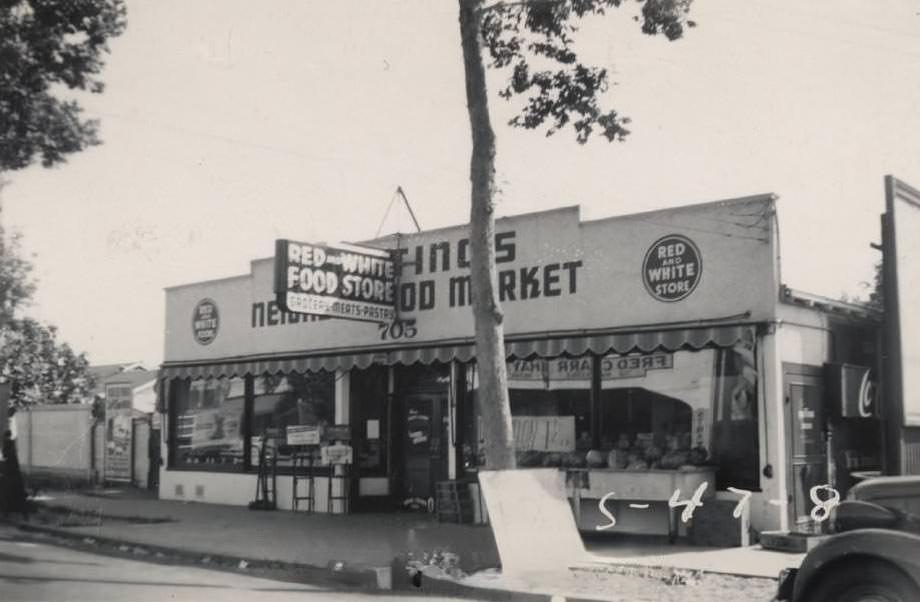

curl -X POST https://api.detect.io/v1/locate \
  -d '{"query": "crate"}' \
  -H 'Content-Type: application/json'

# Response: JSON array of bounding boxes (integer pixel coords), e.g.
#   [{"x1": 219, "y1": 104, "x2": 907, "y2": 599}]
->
[{"x1": 435, "y1": 480, "x2": 476, "y2": 524}]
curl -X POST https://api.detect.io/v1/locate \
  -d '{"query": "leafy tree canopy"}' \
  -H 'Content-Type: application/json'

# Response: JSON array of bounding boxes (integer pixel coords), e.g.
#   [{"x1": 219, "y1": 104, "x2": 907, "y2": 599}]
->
[
  {"x1": 0, "y1": 226, "x2": 94, "y2": 408},
  {"x1": 0, "y1": 317, "x2": 93, "y2": 408},
  {"x1": 0, "y1": 0, "x2": 127, "y2": 171},
  {"x1": 0, "y1": 226, "x2": 35, "y2": 324},
  {"x1": 481, "y1": 0, "x2": 693, "y2": 143}
]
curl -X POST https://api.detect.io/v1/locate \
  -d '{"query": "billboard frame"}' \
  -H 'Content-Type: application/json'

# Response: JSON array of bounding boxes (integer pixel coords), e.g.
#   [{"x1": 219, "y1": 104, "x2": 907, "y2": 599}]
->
[{"x1": 882, "y1": 175, "x2": 920, "y2": 474}]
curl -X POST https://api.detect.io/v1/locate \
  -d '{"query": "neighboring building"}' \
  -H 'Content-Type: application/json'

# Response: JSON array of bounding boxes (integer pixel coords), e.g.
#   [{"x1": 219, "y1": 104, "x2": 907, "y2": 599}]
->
[
  {"x1": 87, "y1": 362, "x2": 147, "y2": 402},
  {"x1": 157, "y1": 196, "x2": 881, "y2": 536},
  {"x1": 103, "y1": 369, "x2": 158, "y2": 414}
]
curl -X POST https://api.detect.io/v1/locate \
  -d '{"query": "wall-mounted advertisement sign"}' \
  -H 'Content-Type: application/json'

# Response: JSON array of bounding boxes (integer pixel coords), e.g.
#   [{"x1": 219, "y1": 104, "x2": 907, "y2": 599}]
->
[
  {"x1": 192, "y1": 299, "x2": 219, "y2": 345},
  {"x1": 274, "y1": 239, "x2": 396, "y2": 323},
  {"x1": 105, "y1": 411, "x2": 132, "y2": 482},
  {"x1": 642, "y1": 234, "x2": 702, "y2": 302}
]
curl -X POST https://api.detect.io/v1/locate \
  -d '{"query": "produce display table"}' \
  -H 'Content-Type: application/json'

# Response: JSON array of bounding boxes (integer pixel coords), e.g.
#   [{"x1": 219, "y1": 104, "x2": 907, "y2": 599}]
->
[{"x1": 565, "y1": 467, "x2": 716, "y2": 542}]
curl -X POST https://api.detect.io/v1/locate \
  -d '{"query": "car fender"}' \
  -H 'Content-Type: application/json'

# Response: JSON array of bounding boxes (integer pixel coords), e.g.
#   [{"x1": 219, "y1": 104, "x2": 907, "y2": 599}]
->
[{"x1": 792, "y1": 528, "x2": 920, "y2": 601}]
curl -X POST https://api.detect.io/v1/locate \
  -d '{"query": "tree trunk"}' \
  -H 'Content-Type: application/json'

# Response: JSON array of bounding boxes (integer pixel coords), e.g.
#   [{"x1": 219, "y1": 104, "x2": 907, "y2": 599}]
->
[{"x1": 459, "y1": 0, "x2": 516, "y2": 470}]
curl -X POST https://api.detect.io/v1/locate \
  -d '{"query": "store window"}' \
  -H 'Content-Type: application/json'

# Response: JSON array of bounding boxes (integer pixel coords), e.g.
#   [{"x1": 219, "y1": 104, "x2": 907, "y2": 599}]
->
[
  {"x1": 711, "y1": 338, "x2": 760, "y2": 490},
  {"x1": 598, "y1": 340, "x2": 759, "y2": 490},
  {"x1": 462, "y1": 355, "x2": 592, "y2": 470},
  {"x1": 509, "y1": 355, "x2": 592, "y2": 467},
  {"x1": 171, "y1": 377, "x2": 246, "y2": 468},
  {"x1": 251, "y1": 371, "x2": 334, "y2": 440}
]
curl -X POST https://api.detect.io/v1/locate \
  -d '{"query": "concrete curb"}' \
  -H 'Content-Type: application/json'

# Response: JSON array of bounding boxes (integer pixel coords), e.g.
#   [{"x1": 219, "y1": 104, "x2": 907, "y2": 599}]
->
[{"x1": 15, "y1": 522, "x2": 381, "y2": 590}]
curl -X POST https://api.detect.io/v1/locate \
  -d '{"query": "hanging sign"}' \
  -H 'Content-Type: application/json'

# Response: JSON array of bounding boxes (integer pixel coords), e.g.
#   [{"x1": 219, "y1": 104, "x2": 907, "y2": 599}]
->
[
  {"x1": 642, "y1": 234, "x2": 702, "y2": 302},
  {"x1": 826, "y1": 363, "x2": 878, "y2": 418},
  {"x1": 274, "y1": 239, "x2": 396, "y2": 323}
]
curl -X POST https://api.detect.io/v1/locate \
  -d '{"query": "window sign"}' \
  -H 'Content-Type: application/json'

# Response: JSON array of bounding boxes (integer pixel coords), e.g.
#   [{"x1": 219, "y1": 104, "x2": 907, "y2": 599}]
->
[
  {"x1": 512, "y1": 416, "x2": 576, "y2": 452},
  {"x1": 286, "y1": 424, "x2": 320, "y2": 446},
  {"x1": 173, "y1": 378, "x2": 246, "y2": 468}
]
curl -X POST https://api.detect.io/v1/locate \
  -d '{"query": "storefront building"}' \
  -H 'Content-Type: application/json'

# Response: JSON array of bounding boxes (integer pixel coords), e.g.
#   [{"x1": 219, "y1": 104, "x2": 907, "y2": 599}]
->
[{"x1": 158, "y1": 195, "x2": 880, "y2": 535}]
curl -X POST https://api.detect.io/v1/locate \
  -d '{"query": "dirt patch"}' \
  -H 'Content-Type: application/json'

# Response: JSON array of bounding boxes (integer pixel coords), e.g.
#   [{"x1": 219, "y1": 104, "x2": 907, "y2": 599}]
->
[{"x1": 560, "y1": 564, "x2": 777, "y2": 601}]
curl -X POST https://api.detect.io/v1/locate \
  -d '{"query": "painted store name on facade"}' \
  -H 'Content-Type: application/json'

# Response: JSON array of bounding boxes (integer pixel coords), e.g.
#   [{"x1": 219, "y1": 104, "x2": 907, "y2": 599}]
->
[
  {"x1": 270, "y1": 229, "x2": 584, "y2": 320},
  {"x1": 390, "y1": 231, "x2": 583, "y2": 311}
]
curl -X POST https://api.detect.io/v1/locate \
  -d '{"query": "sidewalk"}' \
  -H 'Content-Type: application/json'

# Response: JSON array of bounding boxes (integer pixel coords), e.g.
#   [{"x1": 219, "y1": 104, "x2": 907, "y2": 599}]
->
[
  {"x1": 27, "y1": 488, "x2": 498, "y2": 573},
  {"x1": 21, "y1": 489, "x2": 799, "y2": 600}
]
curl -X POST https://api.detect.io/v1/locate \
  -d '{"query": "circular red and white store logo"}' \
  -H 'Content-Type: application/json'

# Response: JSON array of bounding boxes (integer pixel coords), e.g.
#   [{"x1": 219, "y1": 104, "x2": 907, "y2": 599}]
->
[
  {"x1": 642, "y1": 234, "x2": 702, "y2": 302},
  {"x1": 192, "y1": 298, "x2": 219, "y2": 345}
]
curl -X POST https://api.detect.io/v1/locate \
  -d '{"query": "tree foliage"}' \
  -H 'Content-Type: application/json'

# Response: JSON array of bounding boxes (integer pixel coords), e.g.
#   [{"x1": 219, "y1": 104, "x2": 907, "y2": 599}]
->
[
  {"x1": 0, "y1": 226, "x2": 35, "y2": 324},
  {"x1": 0, "y1": 317, "x2": 93, "y2": 408},
  {"x1": 0, "y1": 226, "x2": 93, "y2": 408},
  {"x1": 482, "y1": 0, "x2": 693, "y2": 143},
  {"x1": 0, "y1": 0, "x2": 127, "y2": 171},
  {"x1": 868, "y1": 260, "x2": 883, "y2": 311}
]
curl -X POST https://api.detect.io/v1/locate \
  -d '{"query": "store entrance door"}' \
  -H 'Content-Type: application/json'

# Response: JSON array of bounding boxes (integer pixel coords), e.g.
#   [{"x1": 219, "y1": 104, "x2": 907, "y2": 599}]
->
[
  {"x1": 783, "y1": 364, "x2": 827, "y2": 530},
  {"x1": 402, "y1": 392, "x2": 449, "y2": 510}
]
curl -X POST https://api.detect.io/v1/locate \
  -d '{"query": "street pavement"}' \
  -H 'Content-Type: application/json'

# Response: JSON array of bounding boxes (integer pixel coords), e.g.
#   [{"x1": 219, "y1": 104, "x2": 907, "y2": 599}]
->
[{"x1": 0, "y1": 525, "x2": 488, "y2": 602}]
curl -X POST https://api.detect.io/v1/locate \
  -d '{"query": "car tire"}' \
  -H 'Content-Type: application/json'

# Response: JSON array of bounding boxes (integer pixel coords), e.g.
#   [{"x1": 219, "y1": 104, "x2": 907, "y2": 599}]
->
[{"x1": 807, "y1": 559, "x2": 920, "y2": 602}]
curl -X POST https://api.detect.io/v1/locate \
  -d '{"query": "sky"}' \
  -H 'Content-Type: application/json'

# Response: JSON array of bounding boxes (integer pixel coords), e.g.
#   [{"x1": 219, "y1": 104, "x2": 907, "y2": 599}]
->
[{"x1": 4, "y1": 0, "x2": 920, "y2": 368}]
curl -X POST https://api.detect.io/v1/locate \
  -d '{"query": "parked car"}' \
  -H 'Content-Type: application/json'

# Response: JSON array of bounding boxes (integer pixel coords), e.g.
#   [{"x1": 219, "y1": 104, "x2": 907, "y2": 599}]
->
[{"x1": 775, "y1": 476, "x2": 920, "y2": 602}]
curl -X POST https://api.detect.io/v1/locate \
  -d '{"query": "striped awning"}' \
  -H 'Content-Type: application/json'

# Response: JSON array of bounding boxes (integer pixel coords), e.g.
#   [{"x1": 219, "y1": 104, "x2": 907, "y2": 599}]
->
[
  {"x1": 158, "y1": 323, "x2": 756, "y2": 382},
  {"x1": 505, "y1": 324, "x2": 753, "y2": 358}
]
